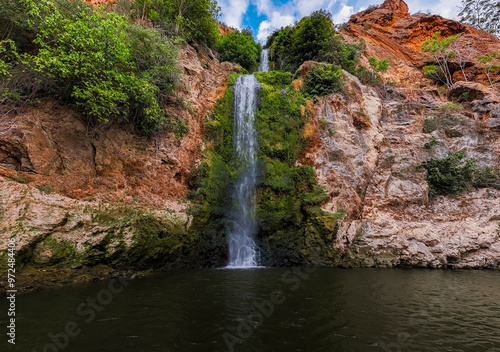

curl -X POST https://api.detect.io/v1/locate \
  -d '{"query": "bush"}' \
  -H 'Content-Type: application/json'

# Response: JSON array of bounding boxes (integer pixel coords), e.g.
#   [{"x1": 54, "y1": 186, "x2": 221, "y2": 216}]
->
[
  {"x1": 420, "y1": 151, "x2": 476, "y2": 196},
  {"x1": 126, "y1": 24, "x2": 180, "y2": 95},
  {"x1": 354, "y1": 65, "x2": 380, "y2": 85},
  {"x1": 6, "y1": 0, "x2": 180, "y2": 136},
  {"x1": 217, "y1": 30, "x2": 262, "y2": 71},
  {"x1": 421, "y1": 151, "x2": 500, "y2": 197},
  {"x1": 267, "y1": 10, "x2": 363, "y2": 73},
  {"x1": 422, "y1": 114, "x2": 462, "y2": 133},
  {"x1": 303, "y1": 63, "x2": 344, "y2": 97},
  {"x1": 122, "y1": 0, "x2": 221, "y2": 47}
]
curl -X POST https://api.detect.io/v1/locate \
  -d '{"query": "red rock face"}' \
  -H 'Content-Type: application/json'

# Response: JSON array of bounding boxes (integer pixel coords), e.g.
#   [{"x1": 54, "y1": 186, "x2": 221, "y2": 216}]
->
[{"x1": 344, "y1": 0, "x2": 500, "y2": 84}]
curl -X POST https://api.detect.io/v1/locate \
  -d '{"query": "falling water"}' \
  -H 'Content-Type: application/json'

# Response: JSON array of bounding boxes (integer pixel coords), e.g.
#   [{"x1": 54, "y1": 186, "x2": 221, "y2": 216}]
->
[
  {"x1": 227, "y1": 49, "x2": 269, "y2": 268},
  {"x1": 227, "y1": 75, "x2": 261, "y2": 267},
  {"x1": 258, "y1": 49, "x2": 269, "y2": 73}
]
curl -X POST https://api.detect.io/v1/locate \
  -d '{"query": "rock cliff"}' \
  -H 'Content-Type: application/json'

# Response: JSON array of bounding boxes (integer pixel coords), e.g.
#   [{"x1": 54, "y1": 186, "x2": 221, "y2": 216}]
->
[{"x1": 344, "y1": 0, "x2": 500, "y2": 85}]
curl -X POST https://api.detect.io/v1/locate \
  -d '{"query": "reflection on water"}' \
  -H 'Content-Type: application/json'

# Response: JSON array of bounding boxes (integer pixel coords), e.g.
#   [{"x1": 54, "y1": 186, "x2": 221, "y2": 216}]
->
[{"x1": 4, "y1": 268, "x2": 500, "y2": 352}]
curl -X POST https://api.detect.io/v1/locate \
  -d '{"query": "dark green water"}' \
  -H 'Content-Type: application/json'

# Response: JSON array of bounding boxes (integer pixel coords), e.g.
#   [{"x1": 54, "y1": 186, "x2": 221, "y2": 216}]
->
[{"x1": 3, "y1": 268, "x2": 500, "y2": 352}]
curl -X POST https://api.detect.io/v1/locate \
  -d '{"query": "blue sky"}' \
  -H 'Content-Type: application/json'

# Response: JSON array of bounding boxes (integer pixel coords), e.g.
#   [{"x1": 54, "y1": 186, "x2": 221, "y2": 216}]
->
[{"x1": 217, "y1": 0, "x2": 463, "y2": 43}]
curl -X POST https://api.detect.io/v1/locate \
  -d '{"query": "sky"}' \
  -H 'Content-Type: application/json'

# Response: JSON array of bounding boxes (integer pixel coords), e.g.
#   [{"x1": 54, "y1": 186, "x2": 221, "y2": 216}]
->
[{"x1": 217, "y1": 0, "x2": 463, "y2": 43}]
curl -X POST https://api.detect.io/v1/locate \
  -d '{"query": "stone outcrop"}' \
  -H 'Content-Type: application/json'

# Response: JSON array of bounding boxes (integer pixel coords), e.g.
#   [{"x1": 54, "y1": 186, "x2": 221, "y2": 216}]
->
[
  {"x1": 301, "y1": 71, "x2": 500, "y2": 268},
  {"x1": 0, "y1": 44, "x2": 238, "y2": 293},
  {"x1": 343, "y1": 0, "x2": 500, "y2": 86}
]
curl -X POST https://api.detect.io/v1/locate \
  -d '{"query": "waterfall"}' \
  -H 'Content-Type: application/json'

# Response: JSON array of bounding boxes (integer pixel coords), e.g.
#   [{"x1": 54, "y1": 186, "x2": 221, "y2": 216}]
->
[
  {"x1": 227, "y1": 75, "x2": 261, "y2": 267},
  {"x1": 258, "y1": 49, "x2": 269, "y2": 73},
  {"x1": 227, "y1": 48, "x2": 270, "y2": 268}
]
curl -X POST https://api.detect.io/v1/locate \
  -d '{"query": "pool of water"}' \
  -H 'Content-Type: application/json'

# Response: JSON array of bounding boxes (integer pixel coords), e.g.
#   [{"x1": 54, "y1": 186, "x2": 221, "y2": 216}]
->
[{"x1": 4, "y1": 268, "x2": 500, "y2": 351}]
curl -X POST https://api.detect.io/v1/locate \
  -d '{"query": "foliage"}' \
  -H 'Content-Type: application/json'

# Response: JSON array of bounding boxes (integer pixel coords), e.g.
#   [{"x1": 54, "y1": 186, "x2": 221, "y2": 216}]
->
[
  {"x1": 267, "y1": 10, "x2": 363, "y2": 73},
  {"x1": 424, "y1": 137, "x2": 440, "y2": 149},
  {"x1": 254, "y1": 71, "x2": 307, "y2": 164},
  {"x1": 459, "y1": 0, "x2": 500, "y2": 37},
  {"x1": 354, "y1": 64, "x2": 380, "y2": 85},
  {"x1": 1, "y1": 0, "x2": 181, "y2": 136},
  {"x1": 0, "y1": 0, "x2": 32, "y2": 49},
  {"x1": 126, "y1": 24, "x2": 180, "y2": 95},
  {"x1": 477, "y1": 50, "x2": 500, "y2": 87},
  {"x1": 368, "y1": 56, "x2": 390, "y2": 79},
  {"x1": 303, "y1": 63, "x2": 344, "y2": 97},
  {"x1": 421, "y1": 31, "x2": 462, "y2": 88},
  {"x1": 421, "y1": 151, "x2": 477, "y2": 196},
  {"x1": 254, "y1": 71, "x2": 338, "y2": 265},
  {"x1": 122, "y1": 0, "x2": 221, "y2": 47},
  {"x1": 217, "y1": 30, "x2": 262, "y2": 71},
  {"x1": 421, "y1": 151, "x2": 500, "y2": 197},
  {"x1": 190, "y1": 71, "x2": 339, "y2": 266}
]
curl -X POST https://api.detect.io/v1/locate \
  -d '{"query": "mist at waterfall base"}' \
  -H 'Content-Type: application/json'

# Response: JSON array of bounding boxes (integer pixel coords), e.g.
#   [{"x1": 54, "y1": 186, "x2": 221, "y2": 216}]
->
[
  {"x1": 227, "y1": 50, "x2": 269, "y2": 268},
  {"x1": 7, "y1": 268, "x2": 500, "y2": 352}
]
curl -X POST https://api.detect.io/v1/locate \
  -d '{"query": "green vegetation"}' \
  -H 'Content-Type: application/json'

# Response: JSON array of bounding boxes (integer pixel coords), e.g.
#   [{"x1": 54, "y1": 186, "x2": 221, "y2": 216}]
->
[
  {"x1": 117, "y1": 0, "x2": 221, "y2": 47},
  {"x1": 368, "y1": 56, "x2": 390, "y2": 90},
  {"x1": 0, "y1": 0, "x2": 209, "y2": 136},
  {"x1": 217, "y1": 29, "x2": 262, "y2": 71},
  {"x1": 424, "y1": 137, "x2": 440, "y2": 149},
  {"x1": 187, "y1": 83, "x2": 236, "y2": 266},
  {"x1": 189, "y1": 71, "x2": 340, "y2": 266},
  {"x1": 266, "y1": 10, "x2": 363, "y2": 74},
  {"x1": 477, "y1": 50, "x2": 500, "y2": 87},
  {"x1": 422, "y1": 104, "x2": 464, "y2": 133},
  {"x1": 303, "y1": 63, "x2": 344, "y2": 98},
  {"x1": 421, "y1": 31, "x2": 462, "y2": 88},
  {"x1": 421, "y1": 151, "x2": 500, "y2": 197},
  {"x1": 255, "y1": 71, "x2": 339, "y2": 265}
]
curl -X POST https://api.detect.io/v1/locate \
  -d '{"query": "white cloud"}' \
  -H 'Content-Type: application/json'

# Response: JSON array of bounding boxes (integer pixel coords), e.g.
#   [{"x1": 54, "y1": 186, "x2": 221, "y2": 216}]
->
[
  {"x1": 218, "y1": 0, "x2": 250, "y2": 29},
  {"x1": 252, "y1": 0, "x2": 462, "y2": 43},
  {"x1": 332, "y1": 3, "x2": 354, "y2": 23},
  {"x1": 405, "y1": 0, "x2": 461, "y2": 19},
  {"x1": 256, "y1": 12, "x2": 296, "y2": 42},
  {"x1": 295, "y1": 0, "x2": 335, "y2": 17}
]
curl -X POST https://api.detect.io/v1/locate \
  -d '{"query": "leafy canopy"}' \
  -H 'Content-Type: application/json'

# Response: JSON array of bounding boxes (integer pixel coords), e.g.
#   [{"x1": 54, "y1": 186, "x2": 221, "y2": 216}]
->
[
  {"x1": 266, "y1": 10, "x2": 363, "y2": 73},
  {"x1": 421, "y1": 31, "x2": 462, "y2": 88},
  {"x1": 217, "y1": 30, "x2": 262, "y2": 71},
  {"x1": 6, "y1": 0, "x2": 181, "y2": 135}
]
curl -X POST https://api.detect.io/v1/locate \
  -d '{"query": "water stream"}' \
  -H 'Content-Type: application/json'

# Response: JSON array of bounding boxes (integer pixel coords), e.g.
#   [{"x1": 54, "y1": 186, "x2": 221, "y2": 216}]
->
[{"x1": 227, "y1": 49, "x2": 269, "y2": 267}]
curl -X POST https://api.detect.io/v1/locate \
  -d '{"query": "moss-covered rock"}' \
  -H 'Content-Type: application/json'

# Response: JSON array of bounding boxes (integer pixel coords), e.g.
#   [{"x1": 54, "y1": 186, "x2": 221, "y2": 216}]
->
[{"x1": 189, "y1": 70, "x2": 341, "y2": 267}]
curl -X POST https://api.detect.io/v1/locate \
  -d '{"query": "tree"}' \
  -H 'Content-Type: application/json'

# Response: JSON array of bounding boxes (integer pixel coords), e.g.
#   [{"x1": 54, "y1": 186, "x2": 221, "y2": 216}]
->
[
  {"x1": 217, "y1": 30, "x2": 261, "y2": 71},
  {"x1": 291, "y1": 10, "x2": 337, "y2": 68},
  {"x1": 477, "y1": 50, "x2": 500, "y2": 87},
  {"x1": 459, "y1": 0, "x2": 500, "y2": 37},
  {"x1": 368, "y1": 56, "x2": 391, "y2": 92},
  {"x1": 267, "y1": 10, "x2": 363, "y2": 73},
  {"x1": 158, "y1": 0, "x2": 221, "y2": 46},
  {"x1": 421, "y1": 32, "x2": 462, "y2": 88}
]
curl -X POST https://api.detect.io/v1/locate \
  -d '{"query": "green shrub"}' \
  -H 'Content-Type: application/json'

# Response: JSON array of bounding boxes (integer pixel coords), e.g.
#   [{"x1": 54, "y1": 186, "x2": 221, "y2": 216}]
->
[
  {"x1": 420, "y1": 151, "x2": 500, "y2": 197},
  {"x1": 126, "y1": 24, "x2": 180, "y2": 95},
  {"x1": 267, "y1": 10, "x2": 363, "y2": 73},
  {"x1": 7, "y1": 0, "x2": 180, "y2": 136},
  {"x1": 217, "y1": 30, "x2": 262, "y2": 71},
  {"x1": 354, "y1": 64, "x2": 380, "y2": 85},
  {"x1": 303, "y1": 63, "x2": 344, "y2": 97},
  {"x1": 473, "y1": 167, "x2": 500, "y2": 188},
  {"x1": 420, "y1": 151, "x2": 476, "y2": 196},
  {"x1": 123, "y1": 0, "x2": 221, "y2": 47},
  {"x1": 424, "y1": 137, "x2": 440, "y2": 149},
  {"x1": 423, "y1": 114, "x2": 463, "y2": 133}
]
